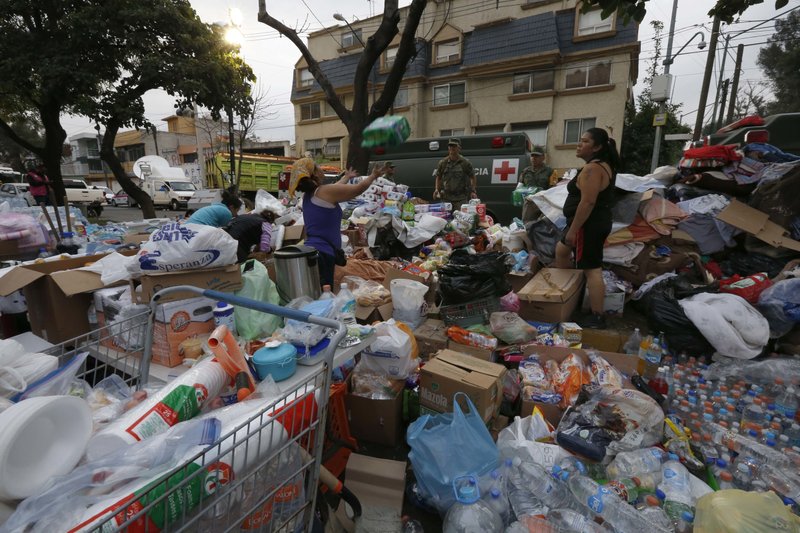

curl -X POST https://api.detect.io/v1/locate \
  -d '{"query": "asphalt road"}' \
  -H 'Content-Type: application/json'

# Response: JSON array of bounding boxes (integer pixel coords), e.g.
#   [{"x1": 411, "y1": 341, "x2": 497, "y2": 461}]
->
[{"x1": 98, "y1": 204, "x2": 186, "y2": 223}]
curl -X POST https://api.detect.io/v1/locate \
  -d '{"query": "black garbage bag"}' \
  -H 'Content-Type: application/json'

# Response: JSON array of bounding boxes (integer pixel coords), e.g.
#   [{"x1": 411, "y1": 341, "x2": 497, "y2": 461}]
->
[
  {"x1": 526, "y1": 214, "x2": 559, "y2": 266},
  {"x1": 369, "y1": 224, "x2": 420, "y2": 260},
  {"x1": 633, "y1": 276, "x2": 716, "y2": 357},
  {"x1": 720, "y1": 251, "x2": 788, "y2": 279},
  {"x1": 438, "y1": 250, "x2": 512, "y2": 305}
]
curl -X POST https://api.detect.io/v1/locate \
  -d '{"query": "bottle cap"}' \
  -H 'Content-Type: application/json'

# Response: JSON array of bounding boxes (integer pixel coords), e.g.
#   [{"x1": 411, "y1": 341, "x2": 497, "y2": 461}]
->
[
  {"x1": 720, "y1": 471, "x2": 733, "y2": 481},
  {"x1": 491, "y1": 487, "x2": 501, "y2": 498},
  {"x1": 655, "y1": 489, "x2": 666, "y2": 501},
  {"x1": 681, "y1": 511, "x2": 694, "y2": 523},
  {"x1": 645, "y1": 495, "x2": 660, "y2": 507}
]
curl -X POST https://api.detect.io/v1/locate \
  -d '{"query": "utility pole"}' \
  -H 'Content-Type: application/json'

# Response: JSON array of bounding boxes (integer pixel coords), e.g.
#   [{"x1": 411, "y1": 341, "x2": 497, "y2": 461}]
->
[
  {"x1": 726, "y1": 44, "x2": 745, "y2": 124},
  {"x1": 711, "y1": 34, "x2": 730, "y2": 131},
  {"x1": 649, "y1": 0, "x2": 678, "y2": 173},
  {"x1": 694, "y1": 16, "x2": 721, "y2": 142},
  {"x1": 717, "y1": 80, "x2": 730, "y2": 130}
]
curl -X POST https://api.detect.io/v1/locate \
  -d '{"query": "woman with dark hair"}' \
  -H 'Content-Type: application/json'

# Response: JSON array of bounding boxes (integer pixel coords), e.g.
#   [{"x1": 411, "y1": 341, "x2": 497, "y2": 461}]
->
[
  {"x1": 555, "y1": 127, "x2": 620, "y2": 329},
  {"x1": 223, "y1": 210, "x2": 276, "y2": 262},
  {"x1": 186, "y1": 189, "x2": 242, "y2": 227},
  {"x1": 288, "y1": 157, "x2": 387, "y2": 288}
]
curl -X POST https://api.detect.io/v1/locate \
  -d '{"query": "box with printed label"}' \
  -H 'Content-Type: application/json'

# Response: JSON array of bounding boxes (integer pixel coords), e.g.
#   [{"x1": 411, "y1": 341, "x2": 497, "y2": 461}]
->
[
  {"x1": 131, "y1": 264, "x2": 242, "y2": 304},
  {"x1": 152, "y1": 297, "x2": 216, "y2": 367},
  {"x1": 419, "y1": 349, "x2": 507, "y2": 422}
]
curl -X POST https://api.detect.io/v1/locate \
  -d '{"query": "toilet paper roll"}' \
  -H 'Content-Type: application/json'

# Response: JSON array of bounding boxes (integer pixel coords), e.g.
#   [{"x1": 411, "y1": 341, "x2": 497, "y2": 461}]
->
[
  {"x1": 71, "y1": 397, "x2": 290, "y2": 533},
  {"x1": 87, "y1": 358, "x2": 228, "y2": 461}
]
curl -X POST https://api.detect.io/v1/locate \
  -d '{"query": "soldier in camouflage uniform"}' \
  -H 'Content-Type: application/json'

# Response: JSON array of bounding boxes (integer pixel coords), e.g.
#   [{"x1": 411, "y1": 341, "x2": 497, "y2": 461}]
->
[{"x1": 433, "y1": 138, "x2": 476, "y2": 211}]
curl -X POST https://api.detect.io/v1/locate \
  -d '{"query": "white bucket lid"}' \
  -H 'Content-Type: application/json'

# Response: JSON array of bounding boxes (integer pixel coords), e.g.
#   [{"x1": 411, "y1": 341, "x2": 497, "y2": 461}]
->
[{"x1": 0, "y1": 395, "x2": 92, "y2": 500}]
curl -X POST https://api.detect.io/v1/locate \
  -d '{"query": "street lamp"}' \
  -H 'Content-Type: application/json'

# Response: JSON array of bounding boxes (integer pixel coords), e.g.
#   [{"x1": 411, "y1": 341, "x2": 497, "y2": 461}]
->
[{"x1": 649, "y1": 27, "x2": 707, "y2": 172}]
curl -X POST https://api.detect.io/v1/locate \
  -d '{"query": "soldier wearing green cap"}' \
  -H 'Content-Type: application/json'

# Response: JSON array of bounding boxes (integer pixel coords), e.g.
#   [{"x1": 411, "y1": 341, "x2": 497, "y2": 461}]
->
[
  {"x1": 519, "y1": 145, "x2": 553, "y2": 190},
  {"x1": 433, "y1": 138, "x2": 476, "y2": 210}
]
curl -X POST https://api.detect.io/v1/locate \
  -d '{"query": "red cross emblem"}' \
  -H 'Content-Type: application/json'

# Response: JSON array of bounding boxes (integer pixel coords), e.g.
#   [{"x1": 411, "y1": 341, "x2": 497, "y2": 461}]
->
[{"x1": 492, "y1": 159, "x2": 518, "y2": 184}]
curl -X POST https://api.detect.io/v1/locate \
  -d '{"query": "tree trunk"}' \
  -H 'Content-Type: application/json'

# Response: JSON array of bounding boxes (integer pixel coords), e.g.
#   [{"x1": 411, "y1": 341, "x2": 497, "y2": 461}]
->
[
  {"x1": 40, "y1": 102, "x2": 68, "y2": 205},
  {"x1": 345, "y1": 124, "x2": 370, "y2": 173},
  {"x1": 101, "y1": 120, "x2": 156, "y2": 218}
]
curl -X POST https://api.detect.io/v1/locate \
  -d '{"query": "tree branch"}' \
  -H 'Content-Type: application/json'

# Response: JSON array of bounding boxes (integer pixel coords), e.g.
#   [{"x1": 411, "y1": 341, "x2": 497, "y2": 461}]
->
[
  {"x1": 0, "y1": 116, "x2": 44, "y2": 155},
  {"x1": 257, "y1": 1, "x2": 351, "y2": 122}
]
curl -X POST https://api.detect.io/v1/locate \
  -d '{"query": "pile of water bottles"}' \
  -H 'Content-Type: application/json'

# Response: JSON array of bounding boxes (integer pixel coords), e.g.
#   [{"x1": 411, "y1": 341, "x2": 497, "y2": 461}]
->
[{"x1": 434, "y1": 355, "x2": 800, "y2": 533}]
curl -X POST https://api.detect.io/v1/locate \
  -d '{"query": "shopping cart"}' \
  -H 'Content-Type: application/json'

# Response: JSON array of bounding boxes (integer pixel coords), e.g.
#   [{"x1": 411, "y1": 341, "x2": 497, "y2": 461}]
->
[{"x1": 42, "y1": 285, "x2": 352, "y2": 532}]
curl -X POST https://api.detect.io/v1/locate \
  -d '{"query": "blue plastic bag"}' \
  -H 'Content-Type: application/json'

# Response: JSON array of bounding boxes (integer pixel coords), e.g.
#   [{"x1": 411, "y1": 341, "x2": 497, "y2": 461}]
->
[
  {"x1": 406, "y1": 392, "x2": 499, "y2": 512},
  {"x1": 757, "y1": 278, "x2": 800, "y2": 338}
]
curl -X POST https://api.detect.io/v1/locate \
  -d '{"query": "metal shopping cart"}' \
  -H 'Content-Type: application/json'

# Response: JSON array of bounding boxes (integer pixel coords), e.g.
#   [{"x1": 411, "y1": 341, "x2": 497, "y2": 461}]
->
[{"x1": 41, "y1": 285, "x2": 351, "y2": 532}]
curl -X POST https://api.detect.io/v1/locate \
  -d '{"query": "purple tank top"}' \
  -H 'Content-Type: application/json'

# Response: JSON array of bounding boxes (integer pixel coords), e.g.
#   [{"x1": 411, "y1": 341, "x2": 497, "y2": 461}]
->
[{"x1": 303, "y1": 192, "x2": 342, "y2": 256}]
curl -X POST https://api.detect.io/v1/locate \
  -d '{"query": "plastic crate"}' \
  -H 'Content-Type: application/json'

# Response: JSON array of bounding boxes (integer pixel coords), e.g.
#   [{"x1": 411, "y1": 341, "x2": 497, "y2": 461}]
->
[{"x1": 440, "y1": 298, "x2": 500, "y2": 327}]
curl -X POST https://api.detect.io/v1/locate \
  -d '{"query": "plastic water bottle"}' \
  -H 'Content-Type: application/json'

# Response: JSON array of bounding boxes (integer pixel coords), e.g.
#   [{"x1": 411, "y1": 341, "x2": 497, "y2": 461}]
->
[
  {"x1": 484, "y1": 487, "x2": 510, "y2": 526},
  {"x1": 740, "y1": 398, "x2": 766, "y2": 434},
  {"x1": 623, "y1": 328, "x2": 642, "y2": 355},
  {"x1": 37, "y1": 247, "x2": 49, "y2": 259},
  {"x1": 640, "y1": 505, "x2": 674, "y2": 531},
  {"x1": 656, "y1": 461, "x2": 695, "y2": 526},
  {"x1": 718, "y1": 470, "x2": 734, "y2": 489},
  {"x1": 442, "y1": 475, "x2": 503, "y2": 533},
  {"x1": 732, "y1": 462, "x2": 754, "y2": 490},
  {"x1": 511, "y1": 458, "x2": 576, "y2": 510},
  {"x1": 604, "y1": 477, "x2": 640, "y2": 503},
  {"x1": 336, "y1": 283, "x2": 357, "y2": 326},
  {"x1": 319, "y1": 285, "x2": 334, "y2": 300},
  {"x1": 606, "y1": 447, "x2": 671, "y2": 479},
  {"x1": 776, "y1": 387, "x2": 798, "y2": 421},
  {"x1": 567, "y1": 476, "x2": 669, "y2": 532},
  {"x1": 546, "y1": 508, "x2": 607, "y2": 533},
  {"x1": 788, "y1": 423, "x2": 800, "y2": 448},
  {"x1": 213, "y1": 302, "x2": 236, "y2": 334}
]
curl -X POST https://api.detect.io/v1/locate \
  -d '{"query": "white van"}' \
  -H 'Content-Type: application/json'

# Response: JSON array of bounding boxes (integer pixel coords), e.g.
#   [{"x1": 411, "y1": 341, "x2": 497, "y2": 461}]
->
[{"x1": 142, "y1": 177, "x2": 196, "y2": 211}]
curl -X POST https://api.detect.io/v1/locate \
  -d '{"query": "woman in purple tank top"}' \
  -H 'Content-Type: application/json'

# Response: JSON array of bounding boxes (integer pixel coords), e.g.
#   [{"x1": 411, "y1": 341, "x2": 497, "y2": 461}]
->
[{"x1": 288, "y1": 158, "x2": 388, "y2": 287}]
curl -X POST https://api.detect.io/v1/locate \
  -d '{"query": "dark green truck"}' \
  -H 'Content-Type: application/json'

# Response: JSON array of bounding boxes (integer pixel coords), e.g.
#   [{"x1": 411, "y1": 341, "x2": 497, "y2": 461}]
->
[{"x1": 370, "y1": 133, "x2": 533, "y2": 224}]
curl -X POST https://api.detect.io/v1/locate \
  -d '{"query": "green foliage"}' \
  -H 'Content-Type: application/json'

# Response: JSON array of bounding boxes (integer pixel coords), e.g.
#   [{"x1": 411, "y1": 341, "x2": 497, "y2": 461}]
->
[
  {"x1": 621, "y1": 98, "x2": 690, "y2": 175},
  {"x1": 579, "y1": 0, "x2": 789, "y2": 24},
  {"x1": 757, "y1": 11, "x2": 800, "y2": 115}
]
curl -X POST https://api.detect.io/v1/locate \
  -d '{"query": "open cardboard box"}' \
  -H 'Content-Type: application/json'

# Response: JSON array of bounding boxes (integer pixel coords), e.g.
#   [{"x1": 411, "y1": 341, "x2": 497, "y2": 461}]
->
[
  {"x1": 333, "y1": 454, "x2": 406, "y2": 533},
  {"x1": 355, "y1": 266, "x2": 431, "y2": 324},
  {"x1": 717, "y1": 199, "x2": 800, "y2": 252},
  {"x1": 282, "y1": 223, "x2": 305, "y2": 243},
  {"x1": 0, "y1": 251, "x2": 136, "y2": 343},
  {"x1": 130, "y1": 264, "x2": 243, "y2": 303},
  {"x1": 345, "y1": 374, "x2": 404, "y2": 447},
  {"x1": 519, "y1": 345, "x2": 638, "y2": 426},
  {"x1": 517, "y1": 268, "x2": 585, "y2": 323}
]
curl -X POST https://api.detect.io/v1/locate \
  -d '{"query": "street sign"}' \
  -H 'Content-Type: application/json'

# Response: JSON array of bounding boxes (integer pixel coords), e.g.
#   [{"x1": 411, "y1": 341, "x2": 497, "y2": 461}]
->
[
  {"x1": 664, "y1": 133, "x2": 692, "y2": 141},
  {"x1": 653, "y1": 113, "x2": 667, "y2": 127}
]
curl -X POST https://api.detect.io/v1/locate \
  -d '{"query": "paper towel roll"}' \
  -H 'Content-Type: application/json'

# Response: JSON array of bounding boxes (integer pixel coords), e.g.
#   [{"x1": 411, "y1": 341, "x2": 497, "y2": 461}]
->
[
  {"x1": 86, "y1": 358, "x2": 228, "y2": 461},
  {"x1": 71, "y1": 398, "x2": 290, "y2": 532}
]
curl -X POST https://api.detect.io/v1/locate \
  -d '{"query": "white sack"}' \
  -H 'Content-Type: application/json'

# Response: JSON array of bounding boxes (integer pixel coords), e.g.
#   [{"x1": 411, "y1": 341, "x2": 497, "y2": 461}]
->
[
  {"x1": 129, "y1": 223, "x2": 237, "y2": 276},
  {"x1": 679, "y1": 292, "x2": 770, "y2": 359}
]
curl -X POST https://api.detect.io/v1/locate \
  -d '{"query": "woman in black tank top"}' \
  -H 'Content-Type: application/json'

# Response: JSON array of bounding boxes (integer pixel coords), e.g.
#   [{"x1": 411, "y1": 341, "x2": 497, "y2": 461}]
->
[{"x1": 554, "y1": 127, "x2": 621, "y2": 329}]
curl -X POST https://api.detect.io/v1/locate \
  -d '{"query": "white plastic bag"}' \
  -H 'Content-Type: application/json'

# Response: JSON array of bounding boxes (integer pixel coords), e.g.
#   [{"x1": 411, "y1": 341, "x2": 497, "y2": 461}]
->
[
  {"x1": 255, "y1": 189, "x2": 287, "y2": 217},
  {"x1": 390, "y1": 278, "x2": 427, "y2": 329},
  {"x1": 497, "y1": 415, "x2": 572, "y2": 469},
  {"x1": 490, "y1": 312, "x2": 538, "y2": 344},
  {"x1": 360, "y1": 320, "x2": 415, "y2": 379},
  {"x1": 130, "y1": 222, "x2": 238, "y2": 276},
  {"x1": 0, "y1": 339, "x2": 59, "y2": 399}
]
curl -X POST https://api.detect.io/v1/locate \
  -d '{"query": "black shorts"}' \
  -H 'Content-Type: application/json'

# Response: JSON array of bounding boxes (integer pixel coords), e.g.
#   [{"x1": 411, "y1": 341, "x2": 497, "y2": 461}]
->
[{"x1": 562, "y1": 214, "x2": 612, "y2": 270}]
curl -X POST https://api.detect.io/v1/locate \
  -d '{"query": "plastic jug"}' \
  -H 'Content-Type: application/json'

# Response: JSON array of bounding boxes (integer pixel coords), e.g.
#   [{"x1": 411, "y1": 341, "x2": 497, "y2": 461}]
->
[
  {"x1": 213, "y1": 302, "x2": 236, "y2": 334},
  {"x1": 442, "y1": 475, "x2": 503, "y2": 533}
]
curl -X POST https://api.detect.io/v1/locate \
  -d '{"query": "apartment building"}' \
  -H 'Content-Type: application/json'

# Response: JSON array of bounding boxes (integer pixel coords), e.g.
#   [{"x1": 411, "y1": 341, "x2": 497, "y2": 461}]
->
[{"x1": 291, "y1": 0, "x2": 639, "y2": 169}]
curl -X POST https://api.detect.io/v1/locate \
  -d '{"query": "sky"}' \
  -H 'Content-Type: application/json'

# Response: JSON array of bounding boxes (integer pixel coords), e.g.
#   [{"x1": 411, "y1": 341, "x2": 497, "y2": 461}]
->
[{"x1": 60, "y1": 0, "x2": 792, "y2": 143}]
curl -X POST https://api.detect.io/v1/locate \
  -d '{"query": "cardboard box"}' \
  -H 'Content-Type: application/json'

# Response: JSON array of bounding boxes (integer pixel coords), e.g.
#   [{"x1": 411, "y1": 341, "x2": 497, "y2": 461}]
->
[
  {"x1": 518, "y1": 345, "x2": 638, "y2": 426},
  {"x1": 131, "y1": 264, "x2": 242, "y2": 303},
  {"x1": 506, "y1": 271, "x2": 535, "y2": 294},
  {"x1": 413, "y1": 318, "x2": 449, "y2": 359},
  {"x1": 0, "y1": 238, "x2": 20, "y2": 260},
  {"x1": 419, "y1": 349, "x2": 507, "y2": 422},
  {"x1": 0, "y1": 252, "x2": 134, "y2": 343},
  {"x1": 345, "y1": 377, "x2": 404, "y2": 446},
  {"x1": 282, "y1": 224, "x2": 305, "y2": 243},
  {"x1": 580, "y1": 289, "x2": 626, "y2": 316},
  {"x1": 334, "y1": 454, "x2": 406, "y2": 533},
  {"x1": 343, "y1": 226, "x2": 368, "y2": 248},
  {"x1": 449, "y1": 342, "x2": 495, "y2": 362},
  {"x1": 717, "y1": 199, "x2": 800, "y2": 252},
  {"x1": 581, "y1": 328, "x2": 626, "y2": 353},
  {"x1": 558, "y1": 322, "x2": 583, "y2": 346},
  {"x1": 517, "y1": 268, "x2": 585, "y2": 323},
  {"x1": 355, "y1": 266, "x2": 431, "y2": 324},
  {"x1": 152, "y1": 297, "x2": 216, "y2": 367},
  {"x1": 122, "y1": 232, "x2": 152, "y2": 245}
]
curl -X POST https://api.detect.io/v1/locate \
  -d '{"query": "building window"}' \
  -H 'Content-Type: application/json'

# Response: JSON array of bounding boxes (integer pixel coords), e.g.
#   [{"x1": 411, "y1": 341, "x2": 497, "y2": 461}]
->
[
  {"x1": 298, "y1": 68, "x2": 313, "y2": 88},
  {"x1": 301, "y1": 102, "x2": 321, "y2": 121},
  {"x1": 512, "y1": 70, "x2": 555, "y2": 94},
  {"x1": 323, "y1": 101, "x2": 337, "y2": 117},
  {"x1": 474, "y1": 125, "x2": 504, "y2": 134},
  {"x1": 440, "y1": 129, "x2": 466, "y2": 137},
  {"x1": 385, "y1": 46, "x2": 398, "y2": 69},
  {"x1": 565, "y1": 62, "x2": 611, "y2": 89},
  {"x1": 511, "y1": 122, "x2": 548, "y2": 147},
  {"x1": 435, "y1": 39, "x2": 460, "y2": 63},
  {"x1": 393, "y1": 87, "x2": 409, "y2": 108},
  {"x1": 341, "y1": 29, "x2": 362, "y2": 48},
  {"x1": 324, "y1": 138, "x2": 342, "y2": 157},
  {"x1": 563, "y1": 118, "x2": 596, "y2": 144},
  {"x1": 305, "y1": 139, "x2": 323, "y2": 157},
  {"x1": 577, "y1": 9, "x2": 614, "y2": 36},
  {"x1": 433, "y1": 82, "x2": 466, "y2": 106}
]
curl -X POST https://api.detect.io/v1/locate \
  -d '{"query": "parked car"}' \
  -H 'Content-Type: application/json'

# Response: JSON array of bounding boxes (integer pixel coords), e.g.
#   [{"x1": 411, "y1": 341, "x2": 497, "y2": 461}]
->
[
  {"x1": 94, "y1": 186, "x2": 114, "y2": 204},
  {"x1": 704, "y1": 113, "x2": 800, "y2": 155},
  {"x1": 63, "y1": 179, "x2": 105, "y2": 216},
  {"x1": 111, "y1": 189, "x2": 135, "y2": 207},
  {"x1": 0, "y1": 182, "x2": 34, "y2": 206}
]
